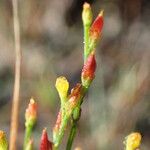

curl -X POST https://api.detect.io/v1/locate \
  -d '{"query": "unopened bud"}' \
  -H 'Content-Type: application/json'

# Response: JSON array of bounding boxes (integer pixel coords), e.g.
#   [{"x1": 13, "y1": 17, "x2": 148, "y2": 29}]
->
[
  {"x1": 82, "y1": 2, "x2": 92, "y2": 26},
  {"x1": 125, "y1": 132, "x2": 141, "y2": 150},
  {"x1": 68, "y1": 83, "x2": 82, "y2": 110},
  {"x1": 40, "y1": 128, "x2": 52, "y2": 150},
  {"x1": 25, "y1": 98, "x2": 37, "y2": 127},
  {"x1": 81, "y1": 53, "x2": 96, "y2": 88},
  {"x1": 0, "y1": 130, "x2": 8, "y2": 150},
  {"x1": 55, "y1": 76, "x2": 69, "y2": 101},
  {"x1": 90, "y1": 10, "x2": 104, "y2": 40}
]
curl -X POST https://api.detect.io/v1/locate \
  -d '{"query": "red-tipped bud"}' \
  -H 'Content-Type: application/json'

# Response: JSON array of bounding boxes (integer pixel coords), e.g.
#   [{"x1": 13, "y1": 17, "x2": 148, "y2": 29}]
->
[
  {"x1": 40, "y1": 128, "x2": 53, "y2": 150},
  {"x1": 81, "y1": 53, "x2": 96, "y2": 88},
  {"x1": 82, "y1": 53, "x2": 96, "y2": 79},
  {"x1": 90, "y1": 10, "x2": 104, "y2": 40},
  {"x1": 53, "y1": 111, "x2": 62, "y2": 132},
  {"x1": 25, "y1": 98, "x2": 37, "y2": 127},
  {"x1": 68, "y1": 83, "x2": 82, "y2": 109}
]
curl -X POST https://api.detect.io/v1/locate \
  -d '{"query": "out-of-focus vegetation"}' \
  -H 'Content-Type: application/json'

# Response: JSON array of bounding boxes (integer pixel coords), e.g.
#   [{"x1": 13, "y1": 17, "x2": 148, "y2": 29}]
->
[{"x1": 0, "y1": 0, "x2": 149, "y2": 149}]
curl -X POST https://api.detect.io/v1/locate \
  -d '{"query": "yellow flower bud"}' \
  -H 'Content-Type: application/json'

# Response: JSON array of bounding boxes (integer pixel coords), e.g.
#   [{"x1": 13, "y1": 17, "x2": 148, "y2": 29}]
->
[
  {"x1": 82, "y1": 2, "x2": 92, "y2": 26},
  {"x1": 0, "y1": 130, "x2": 8, "y2": 150},
  {"x1": 55, "y1": 76, "x2": 69, "y2": 101},
  {"x1": 125, "y1": 132, "x2": 141, "y2": 150}
]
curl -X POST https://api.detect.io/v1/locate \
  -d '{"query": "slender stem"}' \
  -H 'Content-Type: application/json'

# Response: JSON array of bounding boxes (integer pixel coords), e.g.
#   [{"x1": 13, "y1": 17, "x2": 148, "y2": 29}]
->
[
  {"x1": 66, "y1": 122, "x2": 77, "y2": 150},
  {"x1": 65, "y1": 87, "x2": 87, "y2": 150},
  {"x1": 23, "y1": 126, "x2": 32, "y2": 150},
  {"x1": 9, "y1": 0, "x2": 21, "y2": 149},
  {"x1": 84, "y1": 25, "x2": 90, "y2": 62},
  {"x1": 53, "y1": 116, "x2": 69, "y2": 149},
  {"x1": 53, "y1": 146, "x2": 58, "y2": 150}
]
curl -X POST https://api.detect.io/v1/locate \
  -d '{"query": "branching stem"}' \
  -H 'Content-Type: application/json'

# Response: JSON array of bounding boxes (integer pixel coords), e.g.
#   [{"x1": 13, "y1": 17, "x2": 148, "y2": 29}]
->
[{"x1": 66, "y1": 122, "x2": 77, "y2": 150}]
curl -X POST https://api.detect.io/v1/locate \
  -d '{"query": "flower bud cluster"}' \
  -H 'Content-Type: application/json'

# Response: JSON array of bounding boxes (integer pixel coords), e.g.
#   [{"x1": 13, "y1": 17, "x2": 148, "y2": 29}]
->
[{"x1": 52, "y1": 3, "x2": 104, "y2": 148}]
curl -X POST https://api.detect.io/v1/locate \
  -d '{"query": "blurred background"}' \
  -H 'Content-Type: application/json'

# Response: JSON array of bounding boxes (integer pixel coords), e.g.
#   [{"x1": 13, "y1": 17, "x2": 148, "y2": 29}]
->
[{"x1": 0, "y1": 0, "x2": 150, "y2": 149}]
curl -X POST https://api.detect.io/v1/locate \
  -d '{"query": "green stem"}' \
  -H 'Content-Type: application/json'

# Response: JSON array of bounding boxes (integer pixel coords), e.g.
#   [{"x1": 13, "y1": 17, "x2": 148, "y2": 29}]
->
[
  {"x1": 66, "y1": 122, "x2": 77, "y2": 150},
  {"x1": 53, "y1": 116, "x2": 69, "y2": 148},
  {"x1": 66, "y1": 87, "x2": 87, "y2": 150},
  {"x1": 23, "y1": 126, "x2": 32, "y2": 150},
  {"x1": 53, "y1": 145, "x2": 58, "y2": 150},
  {"x1": 84, "y1": 25, "x2": 90, "y2": 62}
]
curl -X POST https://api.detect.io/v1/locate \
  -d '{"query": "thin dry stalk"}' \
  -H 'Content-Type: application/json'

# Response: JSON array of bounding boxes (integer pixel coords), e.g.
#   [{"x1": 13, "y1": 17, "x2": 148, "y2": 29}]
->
[{"x1": 9, "y1": 0, "x2": 21, "y2": 149}]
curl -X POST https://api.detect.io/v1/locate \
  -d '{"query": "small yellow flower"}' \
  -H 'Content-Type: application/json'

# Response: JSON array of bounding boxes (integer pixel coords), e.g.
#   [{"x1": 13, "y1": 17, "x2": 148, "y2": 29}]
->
[
  {"x1": 55, "y1": 76, "x2": 69, "y2": 101},
  {"x1": 0, "y1": 130, "x2": 8, "y2": 150},
  {"x1": 125, "y1": 132, "x2": 141, "y2": 150}
]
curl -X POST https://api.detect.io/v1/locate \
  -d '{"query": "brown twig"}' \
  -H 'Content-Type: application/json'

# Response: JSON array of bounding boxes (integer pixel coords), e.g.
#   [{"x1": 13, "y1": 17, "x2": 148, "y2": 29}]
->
[{"x1": 9, "y1": 0, "x2": 21, "y2": 149}]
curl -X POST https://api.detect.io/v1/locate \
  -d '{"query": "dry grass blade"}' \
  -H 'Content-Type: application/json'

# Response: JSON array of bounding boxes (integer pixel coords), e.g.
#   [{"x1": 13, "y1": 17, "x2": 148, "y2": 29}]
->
[{"x1": 9, "y1": 0, "x2": 21, "y2": 149}]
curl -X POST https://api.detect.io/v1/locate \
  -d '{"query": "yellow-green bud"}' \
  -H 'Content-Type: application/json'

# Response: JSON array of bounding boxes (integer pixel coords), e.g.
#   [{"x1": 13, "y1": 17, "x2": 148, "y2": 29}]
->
[
  {"x1": 82, "y1": 2, "x2": 92, "y2": 26},
  {"x1": 55, "y1": 76, "x2": 69, "y2": 101},
  {"x1": 0, "y1": 130, "x2": 8, "y2": 150},
  {"x1": 125, "y1": 132, "x2": 141, "y2": 150}
]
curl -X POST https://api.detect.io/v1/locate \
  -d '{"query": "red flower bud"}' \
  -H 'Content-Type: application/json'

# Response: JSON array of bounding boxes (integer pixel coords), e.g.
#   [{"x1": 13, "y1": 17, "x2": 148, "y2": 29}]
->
[
  {"x1": 25, "y1": 98, "x2": 37, "y2": 127},
  {"x1": 68, "y1": 83, "x2": 82, "y2": 108},
  {"x1": 53, "y1": 111, "x2": 62, "y2": 132},
  {"x1": 82, "y1": 53, "x2": 96, "y2": 79},
  {"x1": 90, "y1": 10, "x2": 104, "y2": 40},
  {"x1": 81, "y1": 53, "x2": 96, "y2": 88},
  {"x1": 69, "y1": 83, "x2": 82, "y2": 99},
  {"x1": 40, "y1": 128, "x2": 53, "y2": 150}
]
